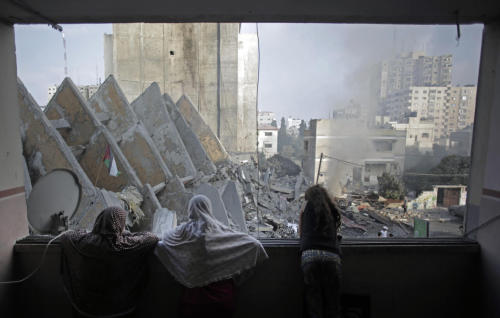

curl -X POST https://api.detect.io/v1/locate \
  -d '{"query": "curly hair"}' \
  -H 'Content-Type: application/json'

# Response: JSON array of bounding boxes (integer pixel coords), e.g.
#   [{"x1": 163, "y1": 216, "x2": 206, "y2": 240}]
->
[{"x1": 304, "y1": 185, "x2": 342, "y2": 233}]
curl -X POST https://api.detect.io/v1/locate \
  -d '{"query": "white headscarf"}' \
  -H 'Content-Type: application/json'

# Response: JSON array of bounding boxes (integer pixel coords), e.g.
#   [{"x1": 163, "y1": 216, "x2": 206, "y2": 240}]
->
[{"x1": 155, "y1": 195, "x2": 268, "y2": 288}]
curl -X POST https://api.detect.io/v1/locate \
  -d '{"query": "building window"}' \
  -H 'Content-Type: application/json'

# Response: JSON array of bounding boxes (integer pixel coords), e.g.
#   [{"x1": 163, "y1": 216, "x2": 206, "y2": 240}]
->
[
  {"x1": 264, "y1": 143, "x2": 273, "y2": 148},
  {"x1": 373, "y1": 140, "x2": 393, "y2": 152},
  {"x1": 264, "y1": 132, "x2": 273, "y2": 136}
]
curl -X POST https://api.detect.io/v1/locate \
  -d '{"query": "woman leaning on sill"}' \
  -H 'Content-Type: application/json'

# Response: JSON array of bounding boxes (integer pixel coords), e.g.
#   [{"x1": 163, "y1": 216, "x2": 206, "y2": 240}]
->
[{"x1": 299, "y1": 184, "x2": 343, "y2": 318}]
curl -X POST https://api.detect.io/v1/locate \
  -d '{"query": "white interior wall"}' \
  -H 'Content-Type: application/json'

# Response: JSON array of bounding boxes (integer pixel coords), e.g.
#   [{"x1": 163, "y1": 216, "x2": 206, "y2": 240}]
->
[
  {"x1": 0, "y1": 23, "x2": 29, "y2": 315},
  {"x1": 467, "y1": 22, "x2": 500, "y2": 317}
]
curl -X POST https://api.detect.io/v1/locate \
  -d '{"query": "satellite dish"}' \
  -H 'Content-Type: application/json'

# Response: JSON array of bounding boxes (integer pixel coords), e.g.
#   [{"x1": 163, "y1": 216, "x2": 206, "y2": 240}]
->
[{"x1": 27, "y1": 169, "x2": 81, "y2": 234}]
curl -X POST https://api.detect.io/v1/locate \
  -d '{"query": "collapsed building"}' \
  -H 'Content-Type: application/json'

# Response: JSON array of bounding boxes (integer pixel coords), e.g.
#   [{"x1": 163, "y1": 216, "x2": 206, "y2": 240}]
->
[{"x1": 19, "y1": 75, "x2": 311, "y2": 238}]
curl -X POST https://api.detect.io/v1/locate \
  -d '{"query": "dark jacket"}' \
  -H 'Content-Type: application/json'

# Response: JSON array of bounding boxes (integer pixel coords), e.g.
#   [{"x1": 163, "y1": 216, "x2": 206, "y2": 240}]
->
[{"x1": 300, "y1": 201, "x2": 340, "y2": 254}]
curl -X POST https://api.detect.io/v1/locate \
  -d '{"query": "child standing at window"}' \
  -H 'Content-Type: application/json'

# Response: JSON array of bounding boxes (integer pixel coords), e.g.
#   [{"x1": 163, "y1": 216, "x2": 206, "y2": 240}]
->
[{"x1": 300, "y1": 185, "x2": 342, "y2": 318}]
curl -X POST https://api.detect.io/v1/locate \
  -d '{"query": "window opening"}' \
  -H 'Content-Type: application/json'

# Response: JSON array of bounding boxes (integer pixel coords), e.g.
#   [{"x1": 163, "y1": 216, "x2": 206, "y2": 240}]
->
[{"x1": 15, "y1": 23, "x2": 482, "y2": 240}]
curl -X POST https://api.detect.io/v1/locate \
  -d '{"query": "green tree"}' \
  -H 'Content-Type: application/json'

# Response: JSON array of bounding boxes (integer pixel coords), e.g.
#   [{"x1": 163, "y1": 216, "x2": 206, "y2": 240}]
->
[
  {"x1": 378, "y1": 172, "x2": 405, "y2": 199},
  {"x1": 403, "y1": 155, "x2": 470, "y2": 195}
]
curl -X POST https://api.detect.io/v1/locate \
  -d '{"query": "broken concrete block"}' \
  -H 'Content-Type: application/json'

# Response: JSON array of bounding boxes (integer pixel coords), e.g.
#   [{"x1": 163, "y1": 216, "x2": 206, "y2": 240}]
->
[
  {"x1": 221, "y1": 181, "x2": 248, "y2": 232},
  {"x1": 89, "y1": 75, "x2": 172, "y2": 186},
  {"x1": 195, "y1": 183, "x2": 230, "y2": 226},
  {"x1": 152, "y1": 208, "x2": 177, "y2": 237},
  {"x1": 131, "y1": 83, "x2": 197, "y2": 178},
  {"x1": 164, "y1": 93, "x2": 216, "y2": 176},
  {"x1": 157, "y1": 177, "x2": 193, "y2": 223},
  {"x1": 17, "y1": 79, "x2": 106, "y2": 229},
  {"x1": 44, "y1": 77, "x2": 142, "y2": 192},
  {"x1": 270, "y1": 184, "x2": 293, "y2": 194},
  {"x1": 176, "y1": 95, "x2": 229, "y2": 166}
]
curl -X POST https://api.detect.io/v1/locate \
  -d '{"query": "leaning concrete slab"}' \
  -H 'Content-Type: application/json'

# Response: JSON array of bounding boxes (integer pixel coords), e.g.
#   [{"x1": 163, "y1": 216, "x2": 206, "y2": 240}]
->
[
  {"x1": 176, "y1": 95, "x2": 229, "y2": 166},
  {"x1": 221, "y1": 181, "x2": 247, "y2": 232},
  {"x1": 17, "y1": 79, "x2": 107, "y2": 229},
  {"x1": 195, "y1": 183, "x2": 229, "y2": 226},
  {"x1": 131, "y1": 83, "x2": 197, "y2": 178},
  {"x1": 89, "y1": 75, "x2": 172, "y2": 186},
  {"x1": 44, "y1": 77, "x2": 142, "y2": 192},
  {"x1": 164, "y1": 93, "x2": 216, "y2": 176}
]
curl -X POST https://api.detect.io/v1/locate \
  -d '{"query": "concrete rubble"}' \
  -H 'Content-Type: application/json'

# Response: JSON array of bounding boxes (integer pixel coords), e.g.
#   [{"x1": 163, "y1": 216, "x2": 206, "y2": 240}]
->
[{"x1": 20, "y1": 76, "x2": 430, "y2": 239}]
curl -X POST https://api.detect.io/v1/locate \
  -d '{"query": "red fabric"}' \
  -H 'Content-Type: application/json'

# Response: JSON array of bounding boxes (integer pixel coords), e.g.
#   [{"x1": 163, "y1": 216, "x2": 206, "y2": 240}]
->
[{"x1": 180, "y1": 279, "x2": 235, "y2": 318}]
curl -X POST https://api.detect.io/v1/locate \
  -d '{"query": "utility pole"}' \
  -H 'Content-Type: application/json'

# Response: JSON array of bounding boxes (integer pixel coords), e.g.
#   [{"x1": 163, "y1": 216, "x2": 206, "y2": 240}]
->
[{"x1": 316, "y1": 153, "x2": 324, "y2": 184}]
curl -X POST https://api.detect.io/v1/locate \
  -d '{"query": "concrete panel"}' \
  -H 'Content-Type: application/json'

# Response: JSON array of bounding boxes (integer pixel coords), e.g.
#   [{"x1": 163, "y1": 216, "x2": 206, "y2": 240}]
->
[
  {"x1": 176, "y1": 94, "x2": 229, "y2": 165},
  {"x1": 131, "y1": 82, "x2": 197, "y2": 178},
  {"x1": 221, "y1": 180, "x2": 247, "y2": 232},
  {"x1": 195, "y1": 183, "x2": 229, "y2": 226},
  {"x1": 90, "y1": 76, "x2": 172, "y2": 186},
  {"x1": 17, "y1": 79, "x2": 107, "y2": 229},
  {"x1": 44, "y1": 78, "x2": 142, "y2": 192},
  {"x1": 164, "y1": 93, "x2": 216, "y2": 176}
]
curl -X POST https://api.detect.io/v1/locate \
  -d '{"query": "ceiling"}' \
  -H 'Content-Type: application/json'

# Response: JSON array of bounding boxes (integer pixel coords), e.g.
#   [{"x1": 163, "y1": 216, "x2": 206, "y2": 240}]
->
[{"x1": 0, "y1": 0, "x2": 499, "y2": 25}]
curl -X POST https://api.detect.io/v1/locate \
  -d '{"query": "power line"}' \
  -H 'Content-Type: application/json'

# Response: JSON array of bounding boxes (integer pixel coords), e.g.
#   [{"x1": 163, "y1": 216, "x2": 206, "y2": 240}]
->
[
  {"x1": 403, "y1": 172, "x2": 468, "y2": 177},
  {"x1": 322, "y1": 154, "x2": 365, "y2": 168}
]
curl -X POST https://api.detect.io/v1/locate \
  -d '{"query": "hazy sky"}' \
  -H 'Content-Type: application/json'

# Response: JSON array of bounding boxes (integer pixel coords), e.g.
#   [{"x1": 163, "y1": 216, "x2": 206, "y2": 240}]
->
[{"x1": 15, "y1": 23, "x2": 483, "y2": 121}]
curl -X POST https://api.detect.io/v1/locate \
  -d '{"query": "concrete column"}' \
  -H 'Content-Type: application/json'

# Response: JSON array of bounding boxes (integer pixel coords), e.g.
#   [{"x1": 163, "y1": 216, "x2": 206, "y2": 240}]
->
[
  {"x1": 467, "y1": 22, "x2": 500, "y2": 317},
  {"x1": 0, "y1": 23, "x2": 29, "y2": 315},
  {"x1": 237, "y1": 33, "x2": 258, "y2": 153}
]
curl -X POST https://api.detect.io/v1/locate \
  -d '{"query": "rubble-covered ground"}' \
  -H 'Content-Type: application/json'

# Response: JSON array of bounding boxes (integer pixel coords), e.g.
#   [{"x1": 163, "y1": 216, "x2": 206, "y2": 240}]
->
[{"x1": 214, "y1": 154, "x2": 463, "y2": 239}]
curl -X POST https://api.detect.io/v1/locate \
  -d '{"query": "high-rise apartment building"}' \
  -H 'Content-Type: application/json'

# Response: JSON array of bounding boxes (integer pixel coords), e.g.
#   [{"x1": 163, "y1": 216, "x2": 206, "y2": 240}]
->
[
  {"x1": 257, "y1": 111, "x2": 276, "y2": 126},
  {"x1": 381, "y1": 85, "x2": 477, "y2": 145},
  {"x1": 379, "y1": 52, "x2": 452, "y2": 99}
]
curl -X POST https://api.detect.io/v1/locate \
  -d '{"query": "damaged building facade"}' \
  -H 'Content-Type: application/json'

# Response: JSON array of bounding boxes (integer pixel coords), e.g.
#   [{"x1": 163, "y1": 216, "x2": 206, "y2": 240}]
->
[
  {"x1": 303, "y1": 118, "x2": 406, "y2": 195},
  {"x1": 104, "y1": 23, "x2": 258, "y2": 153}
]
